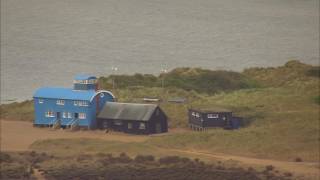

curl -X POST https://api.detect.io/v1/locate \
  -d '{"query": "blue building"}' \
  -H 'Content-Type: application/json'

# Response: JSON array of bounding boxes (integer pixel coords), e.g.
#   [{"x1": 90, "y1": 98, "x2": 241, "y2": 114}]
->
[{"x1": 33, "y1": 75, "x2": 115, "y2": 129}]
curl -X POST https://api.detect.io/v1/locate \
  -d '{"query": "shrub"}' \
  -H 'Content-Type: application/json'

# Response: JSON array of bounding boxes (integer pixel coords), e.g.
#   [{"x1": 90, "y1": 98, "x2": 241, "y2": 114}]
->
[
  {"x1": 134, "y1": 155, "x2": 155, "y2": 163},
  {"x1": 265, "y1": 165, "x2": 274, "y2": 171},
  {"x1": 99, "y1": 68, "x2": 259, "y2": 94},
  {"x1": 306, "y1": 67, "x2": 320, "y2": 77},
  {"x1": 117, "y1": 153, "x2": 132, "y2": 163},
  {"x1": 283, "y1": 172, "x2": 292, "y2": 177},
  {"x1": 29, "y1": 151, "x2": 37, "y2": 157},
  {"x1": 158, "y1": 156, "x2": 188, "y2": 165},
  {"x1": 0, "y1": 153, "x2": 11, "y2": 163},
  {"x1": 76, "y1": 154, "x2": 93, "y2": 162},
  {"x1": 314, "y1": 96, "x2": 320, "y2": 105},
  {"x1": 294, "y1": 157, "x2": 303, "y2": 162}
]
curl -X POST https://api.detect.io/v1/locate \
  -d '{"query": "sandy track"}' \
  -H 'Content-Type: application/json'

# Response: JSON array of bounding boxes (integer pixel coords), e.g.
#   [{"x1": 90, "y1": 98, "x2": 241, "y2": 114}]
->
[
  {"x1": 0, "y1": 120, "x2": 149, "y2": 151},
  {"x1": 165, "y1": 149, "x2": 320, "y2": 179},
  {"x1": 1, "y1": 120, "x2": 319, "y2": 179}
]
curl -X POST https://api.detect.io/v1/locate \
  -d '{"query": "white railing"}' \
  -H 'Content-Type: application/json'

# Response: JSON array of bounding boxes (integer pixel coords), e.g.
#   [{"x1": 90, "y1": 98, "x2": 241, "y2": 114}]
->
[
  {"x1": 49, "y1": 119, "x2": 57, "y2": 127},
  {"x1": 52, "y1": 119, "x2": 60, "y2": 129},
  {"x1": 66, "y1": 119, "x2": 75, "y2": 128},
  {"x1": 66, "y1": 119, "x2": 79, "y2": 130},
  {"x1": 70, "y1": 119, "x2": 79, "y2": 130}
]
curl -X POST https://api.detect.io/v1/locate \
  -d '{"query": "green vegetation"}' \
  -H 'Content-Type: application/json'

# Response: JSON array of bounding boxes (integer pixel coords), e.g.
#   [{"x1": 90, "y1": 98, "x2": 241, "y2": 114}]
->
[
  {"x1": 1, "y1": 60, "x2": 319, "y2": 162},
  {"x1": 0, "y1": 151, "x2": 289, "y2": 180},
  {"x1": 99, "y1": 67, "x2": 259, "y2": 94},
  {"x1": 314, "y1": 96, "x2": 320, "y2": 105},
  {"x1": 0, "y1": 100, "x2": 34, "y2": 121}
]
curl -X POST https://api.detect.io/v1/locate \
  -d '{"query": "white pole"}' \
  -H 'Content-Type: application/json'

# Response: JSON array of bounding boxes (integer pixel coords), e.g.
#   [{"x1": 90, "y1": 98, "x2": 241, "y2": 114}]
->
[
  {"x1": 160, "y1": 68, "x2": 168, "y2": 89},
  {"x1": 111, "y1": 66, "x2": 118, "y2": 89}
]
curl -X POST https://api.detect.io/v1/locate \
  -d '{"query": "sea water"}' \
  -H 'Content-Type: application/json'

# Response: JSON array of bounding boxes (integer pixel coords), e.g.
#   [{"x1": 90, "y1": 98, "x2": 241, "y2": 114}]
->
[{"x1": 1, "y1": 0, "x2": 319, "y2": 103}]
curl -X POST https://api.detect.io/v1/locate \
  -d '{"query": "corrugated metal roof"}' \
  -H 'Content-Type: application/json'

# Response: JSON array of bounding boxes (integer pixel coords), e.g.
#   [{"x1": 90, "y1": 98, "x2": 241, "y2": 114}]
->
[
  {"x1": 190, "y1": 107, "x2": 231, "y2": 113},
  {"x1": 74, "y1": 74, "x2": 97, "y2": 80},
  {"x1": 97, "y1": 102, "x2": 158, "y2": 121},
  {"x1": 33, "y1": 87, "x2": 96, "y2": 101}
]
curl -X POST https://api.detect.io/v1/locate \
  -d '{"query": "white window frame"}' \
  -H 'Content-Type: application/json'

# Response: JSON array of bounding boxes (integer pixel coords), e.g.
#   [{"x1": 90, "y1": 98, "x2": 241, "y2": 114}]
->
[
  {"x1": 79, "y1": 113, "x2": 86, "y2": 119},
  {"x1": 114, "y1": 120, "x2": 122, "y2": 125},
  {"x1": 74, "y1": 100, "x2": 89, "y2": 107},
  {"x1": 208, "y1": 114, "x2": 219, "y2": 119},
  {"x1": 67, "y1": 112, "x2": 72, "y2": 118},
  {"x1": 62, "y1": 112, "x2": 67, "y2": 118},
  {"x1": 128, "y1": 122, "x2": 133, "y2": 129},
  {"x1": 56, "y1": 100, "x2": 65, "y2": 105},
  {"x1": 45, "y1": 111, "x2": 55, "y2": 117},
  {"x1": 139, "y1": 122, "x2": 146, "y2": 130},
  {"x1": 38, "y1": 99, "x2": 44, "y2": 104}
]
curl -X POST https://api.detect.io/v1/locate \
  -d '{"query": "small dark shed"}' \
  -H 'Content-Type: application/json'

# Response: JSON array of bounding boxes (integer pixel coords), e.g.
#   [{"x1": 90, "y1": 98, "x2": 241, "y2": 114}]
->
[
  {"x1": 97, "y1": 102, "x2": 168, "y2": 134},
  {"x1": 188, "y1": 108, "x2": 240, "y2": 130}
]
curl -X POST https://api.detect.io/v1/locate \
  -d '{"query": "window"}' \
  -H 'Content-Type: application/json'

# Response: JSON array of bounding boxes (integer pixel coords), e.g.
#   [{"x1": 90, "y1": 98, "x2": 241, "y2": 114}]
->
[
  {"x1": 103, "y1": 121, "x2": 108, "y2": 129},
  {"x1": 45, "y1": 111, "x2": 55, "y2": 117},
  {"x1": 74, "y1": 100, "x2": 88, "y2": 106},
  {"x1": 191, "y1": 112, "x2": 200, "y2": 118},
  {"x1": 89, "y1": 79, "x2": 97, "y2": 84},
  {"x1": 62, "y1": 112, "x2": 67, "y2": 118},
  {"x1": 208, "y1": 114, "x2": 219, "y2": 119},
  {"x1": 128, "y1": 123, "x2": 133, "y2": 129},
  {"x1": 79, "y1": 113, "x2": 86, "y2": 119},
  {"x1": 57, "y1": 100, "x2": 65, "y2": 105},
  {"x1": 114, "y1": 120, "x2": 122, "y2": 125},
  {"x1": 68, "y1": 112, "x2": 72, "y2": 118},
  {"x1": 38, "y1": 99, "x2": 44, "y2": 104},
  {"x1": 100, "y1": 93, "x2": 104, "y2": 98},
  {"x1": 79, "y1": 101, "x2": 88, "y2": 106},
  {"x1": 74, "y1": 79, "x2": 97, "y2": 84},
  {"x1": 139, "y1": 123, "x2": 146, "y2": 130}
]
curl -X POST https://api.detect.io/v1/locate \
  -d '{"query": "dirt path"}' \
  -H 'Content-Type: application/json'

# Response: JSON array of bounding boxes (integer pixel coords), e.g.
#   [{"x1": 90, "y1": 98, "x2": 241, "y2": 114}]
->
[
  {"x1": 0, "y1": 120, "x2": 149, "y2": 151},
  {"x1": 32, "y1": 168, "x2": 46, "y2": 180},
  {"x1": 1, "y1": 120, "x2": 319, "y2": 179},
  {"x1": 165, "y1": 149, "x2": 320, "y2": 179}
]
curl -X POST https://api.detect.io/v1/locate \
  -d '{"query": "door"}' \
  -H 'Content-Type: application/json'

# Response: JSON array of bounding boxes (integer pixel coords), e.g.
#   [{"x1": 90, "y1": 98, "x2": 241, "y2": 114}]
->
[
  {"x1": 56, "y1": 112, "x2": 61, "y2": 120},
  {"x1": 74, "y1": 113, "x2": 79, "y2": 119},
  {"x1": 156, "y1": 123, "x2": 162, "y2": 133}
]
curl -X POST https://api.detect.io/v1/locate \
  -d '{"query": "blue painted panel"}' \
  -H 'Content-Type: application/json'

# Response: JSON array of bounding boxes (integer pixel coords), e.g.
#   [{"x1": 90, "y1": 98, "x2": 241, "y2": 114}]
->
[
  {"x1": 74, "y1": 84, "x2": 96, "y2": 91},
  {"x1": 33, "y1": 98, "x2": 94, "y2": 128},
  {"x1": 97, "y1": 92, "x2": 115, "y2": 112},
  {"x1": 33, "y1": 87, "x2": 115, "y2": 129}
]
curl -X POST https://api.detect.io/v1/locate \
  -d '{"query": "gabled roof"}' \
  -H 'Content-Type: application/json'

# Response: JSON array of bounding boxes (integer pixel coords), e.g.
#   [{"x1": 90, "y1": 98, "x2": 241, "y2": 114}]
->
[
  {"x1": 74, "y1": 74, "x2": 97, "y2": 81},
  {"x1": 97, "y1": 102, "x2": 158, "y2": 121},
  {"x1": 33, "y1": 87, "x2": 96, "y2": 101}
]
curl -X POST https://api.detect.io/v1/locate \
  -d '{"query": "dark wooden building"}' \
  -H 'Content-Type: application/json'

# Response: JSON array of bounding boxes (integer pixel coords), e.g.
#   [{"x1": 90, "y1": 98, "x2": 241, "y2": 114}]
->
[
  {"x1": 97, "y1": 102, "x2": 168, "y2": 134},
  {"x1": 188, "y1": 108, "x2": 240, "y2": 131}
]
